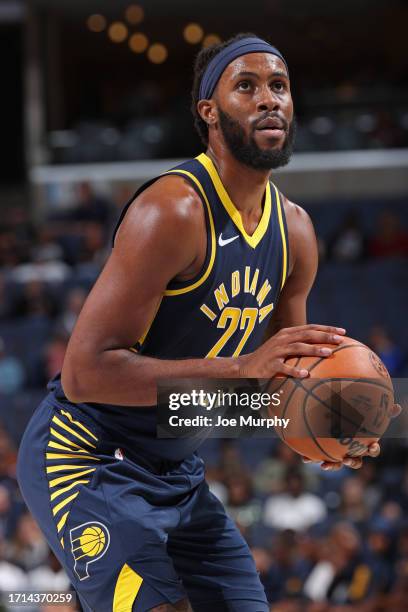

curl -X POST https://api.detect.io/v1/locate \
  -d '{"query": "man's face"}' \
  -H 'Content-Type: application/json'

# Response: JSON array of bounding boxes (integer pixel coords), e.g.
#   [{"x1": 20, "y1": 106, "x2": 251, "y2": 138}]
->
[{"x1": 214, "y1": 53, "x2": 295, "y2": 170}]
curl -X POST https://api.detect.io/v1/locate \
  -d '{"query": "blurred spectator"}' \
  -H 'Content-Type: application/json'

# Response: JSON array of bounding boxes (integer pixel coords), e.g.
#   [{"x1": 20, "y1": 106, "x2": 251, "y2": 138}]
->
[
  {"x1": 77, "y1": 222, "x2": 108, "y2": 268},
  {"x1": 262, "y1": 530, "x2": 310, "y2": 604},
  {"x1": 263, "y1": 468, "x2": 327, "y2": 532},
  {"x1": 380, "y1": 500, "x2": 404, "y2": 525},
  {"x1": 328, "y1": 212, "x2": 367, "y2": 262},
  {"x1": 0, "y1": 424, "x2": 17, "y2": 482},
  {"x1": 338, "y1": 477, "x2": 370, "y2": 526},
  {"x1": 218, "y1": 440, "x2": 246, "y2": 480},
  {"x1": 0, "y1": 484, "x2": 13, "y2": 539},
  {"x1": 11, "y1": 250, "x2": 71, "y2": 284},
  {"x1": 0, "y1": 532, "x2": 27, "y2": 591},
  {"x1": 42, "y1": 333, "x2": 68, "y2": 382},
  {"x1": 368, "y1": 211, "x2": 408, "y2": 258},
  {"x1": 69, "y1": 182, "x2": 113, "y2": 227},
  {"x1": 303, "y1": 536, "x2": 336, "y2": 603},
  {"x1": 254, "y1": 443, "x2": 318, "y2": 496},
  {"x1": 6, "y1": 512, "x2": 48, "y2": 572},
  {"x1": 371, "y1": 110, "x2": 404, "y2": 149},
  {"x1": 0, "y1": 272, "x2": 11, "y2": 319},
  {"x1": 57, "y1": 287, "x2": 87, "y2": 336},
  {"x1": 368, "y1": 325, "x2": 406, "y2": 376},
  {"x1": 0, "y1": 229, "x2": 25, "y2": 269},
  {"x1": 325, "y1": 522, "x2": 372, "y2": 605},
  {"x1": 28, "y1": 549, "x2": 71, "y2": 591},
  {"x1": 12, "y1": 280, "x2": 58, "y2": 319},
  {"x1": 305, "y1": 522, "x2": 374, "y2": 606},
  {"x1": 0, "y1": 337, "x2": 25, "y2": 395},
  {"x1": 365, "y1": 517, "x2": 396, "y2": 596},
  {"x1": 225, "y1": 473, "x2": 262, "y2": 534}
]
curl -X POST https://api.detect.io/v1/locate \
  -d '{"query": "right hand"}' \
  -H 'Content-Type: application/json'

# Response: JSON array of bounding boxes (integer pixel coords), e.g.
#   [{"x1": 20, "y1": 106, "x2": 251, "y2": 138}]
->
[{"x1": 237, "y1": 324, "x2": 346, "y2": 378}]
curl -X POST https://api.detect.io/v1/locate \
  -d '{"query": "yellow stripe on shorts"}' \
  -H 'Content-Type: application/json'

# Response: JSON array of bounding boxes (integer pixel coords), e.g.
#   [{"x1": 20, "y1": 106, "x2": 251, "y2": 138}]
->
[{"x1": 113, "y1": 564, "x2": 143, "y2": 612}]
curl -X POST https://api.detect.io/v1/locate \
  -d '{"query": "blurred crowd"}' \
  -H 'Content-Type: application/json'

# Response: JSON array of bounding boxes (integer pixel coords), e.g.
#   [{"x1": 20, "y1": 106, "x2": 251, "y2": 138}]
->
[
  {"x1": 48, "y1": 78, "x2": 408, "y2": 164},
  {"x1": 203, "y1": 438, "x2": 408, "y2": 612},
  {"x1": 0, "y1": 182, "x2": 407, "y2": 610}
]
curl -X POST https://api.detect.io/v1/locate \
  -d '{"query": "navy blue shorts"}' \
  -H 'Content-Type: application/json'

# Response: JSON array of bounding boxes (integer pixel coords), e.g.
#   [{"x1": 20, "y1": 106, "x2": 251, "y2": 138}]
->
[{"x1": 17, "y1": 396, "x2": 269, "y2": 611}]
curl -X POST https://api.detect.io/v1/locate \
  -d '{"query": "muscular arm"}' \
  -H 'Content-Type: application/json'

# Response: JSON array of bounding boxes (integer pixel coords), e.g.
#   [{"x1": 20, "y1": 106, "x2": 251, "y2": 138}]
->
[
  {"x1": 61, "y1": 176, "x2": 240, "y2": 406},
  {"x1": 266, "y1": 198, "x2": 318, "y2": 335}
]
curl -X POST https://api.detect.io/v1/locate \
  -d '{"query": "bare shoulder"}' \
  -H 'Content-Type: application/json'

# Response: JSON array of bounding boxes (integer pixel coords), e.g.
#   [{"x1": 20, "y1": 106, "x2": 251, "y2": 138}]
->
[
  {"x1": 116, "y1": 174, "x2": 204, "y2": 244},
  {"x1": 281, "y1": 193, "x2": 314, "y2": 235},
  {"x1": 280, "y1": 193, "x2": 317, "y2": 274}
]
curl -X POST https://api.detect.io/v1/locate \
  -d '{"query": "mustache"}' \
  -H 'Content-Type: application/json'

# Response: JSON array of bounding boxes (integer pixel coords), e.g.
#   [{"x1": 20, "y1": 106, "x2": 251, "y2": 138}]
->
[{"x1": 252, "y1": 112, "x2": 289, "y2": 132}]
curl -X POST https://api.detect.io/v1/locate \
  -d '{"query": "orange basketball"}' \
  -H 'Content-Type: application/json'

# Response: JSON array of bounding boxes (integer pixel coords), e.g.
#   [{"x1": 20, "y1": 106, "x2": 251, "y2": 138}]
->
[{"x1": 266, "y1": 337, "x2": 394, "y2": 462}]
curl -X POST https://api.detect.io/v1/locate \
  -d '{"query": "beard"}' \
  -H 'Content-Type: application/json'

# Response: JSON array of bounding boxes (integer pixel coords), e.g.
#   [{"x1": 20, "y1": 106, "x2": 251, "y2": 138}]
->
[{"x1": 217, "y1": 106, "x2": 296, "y2": 171}]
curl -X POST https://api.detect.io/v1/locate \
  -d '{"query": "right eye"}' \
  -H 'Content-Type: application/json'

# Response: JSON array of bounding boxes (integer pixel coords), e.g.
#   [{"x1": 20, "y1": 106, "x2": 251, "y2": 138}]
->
[{"x1": 237, "y1": 81, "x2": 251, "y2": 91}]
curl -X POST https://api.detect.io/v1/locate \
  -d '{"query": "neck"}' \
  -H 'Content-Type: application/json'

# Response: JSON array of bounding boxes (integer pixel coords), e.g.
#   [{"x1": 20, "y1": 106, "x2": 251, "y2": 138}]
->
[{"x1": 205, "y1": 142, "x2": 272, "y2": 216}]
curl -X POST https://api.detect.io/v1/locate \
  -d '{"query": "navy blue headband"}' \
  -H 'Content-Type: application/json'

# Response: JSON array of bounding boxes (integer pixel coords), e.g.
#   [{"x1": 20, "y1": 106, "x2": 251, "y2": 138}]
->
[{"x1": 199, "y1": 36, "x2": 288, "y2": 101}]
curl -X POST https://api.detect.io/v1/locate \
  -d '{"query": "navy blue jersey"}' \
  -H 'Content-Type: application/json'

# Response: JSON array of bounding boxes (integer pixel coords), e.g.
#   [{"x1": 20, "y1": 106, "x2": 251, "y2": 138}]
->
[{"x1": 49, "y1": 153, "x2": 289, "y2": 461}]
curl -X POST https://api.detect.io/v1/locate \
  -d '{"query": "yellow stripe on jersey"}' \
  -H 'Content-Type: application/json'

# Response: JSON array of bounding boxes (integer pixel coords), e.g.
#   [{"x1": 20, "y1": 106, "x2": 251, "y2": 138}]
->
[
  {"x1": 163, "y1": 169, "x2": 216, "y2": 296},
  {"x1": 48, "y1": 440, "x2": 91, "y2": 454},
  {"x1": 50, "y1": 427, "x2": 85, "y2": 450},
  {"x1": 48, "y1": 468, "x2": 96, "y2": 488},
  {"x1": 46, "y1": 453, "x2": 100, "y2": 461},
  {"x1": 51, "y1": 415, "x2": 96, "y2": 448},
  {"x1": 197, "y1": 153, "x2": 272, "y2": 249},
  {"x1": 113, "y1": 564, "x2": 143, "y2": 612},
  {"x1": 52, "y1": 491, "x2": 79, "y2": 516},
  {"x1": 272, "y1": 184, "x2": 288, "y2": 289},
  {"x1": 50, "y1": 479, "x2": 90, "y2": 502},
  {"x1": 46, "y1": 464, "x2": 93, "y2": 474},
  {"x1": 60, "y1": 410, "x2": 98, "y2": 441}
]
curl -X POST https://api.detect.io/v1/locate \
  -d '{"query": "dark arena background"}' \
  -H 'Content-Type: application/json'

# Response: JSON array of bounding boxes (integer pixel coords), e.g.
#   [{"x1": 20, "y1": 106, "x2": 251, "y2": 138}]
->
[{"x1": 0, "y1": 0, "x2": 408, "y2": 610}]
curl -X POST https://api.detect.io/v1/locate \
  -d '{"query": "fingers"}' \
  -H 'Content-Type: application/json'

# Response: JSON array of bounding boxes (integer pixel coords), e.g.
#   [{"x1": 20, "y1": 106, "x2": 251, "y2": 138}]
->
[
  {"x1": 320, "y1": 461, "x2": 344, "y2": 471},
  {"x1": 278, "y1": 362, "x2": 310, "y2": 379},
  {"x1": 303, "y1": 444, "x2": 380, "y2": 472},
  {"x1": 284, "y1": 330, "x2": 345, "y2": 346},
  {"x1": 391, "y1": 403, "x2": 402, "y2": 418},
  {"x1": 284, "y1": 342, "x2": 334, "y2": 358},
  {"x1": 366, "y1": 442, "x2": 380, "y2": 458},
  {"x1": 302, "y1": 456, "x2": 344, "y2": 471},
  {"x1": 281, "y1": 324, "x2": 346, "y2": 336},
  {"x1": 302, "y1": 457, "x2": 362, "y2": 470},
  {"x1": 343, "y1": 457, "x2": 363, "y2": 469}
]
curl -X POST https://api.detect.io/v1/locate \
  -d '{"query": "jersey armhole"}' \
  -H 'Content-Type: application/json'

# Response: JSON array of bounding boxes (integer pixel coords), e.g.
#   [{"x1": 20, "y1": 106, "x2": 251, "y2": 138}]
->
[
  {"x1": 271, "y1": 183, "x2": 290, "y2": 291},
  {"x1": 163, "y1": 170, "x2": 216, "y2": 296}
]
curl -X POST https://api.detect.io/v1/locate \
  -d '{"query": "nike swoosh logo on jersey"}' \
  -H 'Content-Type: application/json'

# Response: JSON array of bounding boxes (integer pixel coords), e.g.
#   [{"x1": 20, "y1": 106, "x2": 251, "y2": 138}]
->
[{"x1": 218, "y1": 233, "x2": 239, "y2": 247}]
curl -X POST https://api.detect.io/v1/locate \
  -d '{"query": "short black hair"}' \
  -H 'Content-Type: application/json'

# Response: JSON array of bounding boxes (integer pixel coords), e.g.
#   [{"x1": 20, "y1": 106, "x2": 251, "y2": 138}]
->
[{"x1": 191, "y1": 32, "x2": 262, "y2": 147}]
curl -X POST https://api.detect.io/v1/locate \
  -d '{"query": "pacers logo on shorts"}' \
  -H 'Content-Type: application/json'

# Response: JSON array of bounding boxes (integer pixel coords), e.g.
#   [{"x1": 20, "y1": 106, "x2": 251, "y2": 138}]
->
[{"x1": 69, "y1": 521, "x2": 110, "y2": 580}]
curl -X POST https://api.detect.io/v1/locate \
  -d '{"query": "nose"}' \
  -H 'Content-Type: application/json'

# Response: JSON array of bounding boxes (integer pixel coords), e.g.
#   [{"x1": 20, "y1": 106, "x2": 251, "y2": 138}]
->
[{"x1": 256, "y1": 85, "x2": 280, "y2": 113}]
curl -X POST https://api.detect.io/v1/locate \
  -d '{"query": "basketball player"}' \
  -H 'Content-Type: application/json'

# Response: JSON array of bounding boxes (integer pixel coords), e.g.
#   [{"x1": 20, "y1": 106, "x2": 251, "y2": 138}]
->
[{"x1": 17, "y1": 34, "x2": 397, "y2": 611}]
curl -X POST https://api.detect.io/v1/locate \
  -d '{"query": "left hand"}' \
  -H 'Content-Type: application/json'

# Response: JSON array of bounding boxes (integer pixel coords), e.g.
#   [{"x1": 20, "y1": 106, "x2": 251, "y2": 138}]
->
[{"x1": 302, "y1": 403, "x2": 402, "y2": 471}]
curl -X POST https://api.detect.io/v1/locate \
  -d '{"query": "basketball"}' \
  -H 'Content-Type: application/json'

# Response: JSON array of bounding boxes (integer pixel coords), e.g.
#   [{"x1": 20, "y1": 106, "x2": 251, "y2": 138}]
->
[{"x1": 267, "y1": 337, "x2": 394, "y2": 462}]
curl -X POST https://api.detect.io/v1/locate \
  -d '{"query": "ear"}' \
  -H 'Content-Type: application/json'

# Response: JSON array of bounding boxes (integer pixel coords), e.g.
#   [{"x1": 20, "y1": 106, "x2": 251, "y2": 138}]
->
[{"x1": 197, "y1": 99, "x2": 217, "y2": 126}]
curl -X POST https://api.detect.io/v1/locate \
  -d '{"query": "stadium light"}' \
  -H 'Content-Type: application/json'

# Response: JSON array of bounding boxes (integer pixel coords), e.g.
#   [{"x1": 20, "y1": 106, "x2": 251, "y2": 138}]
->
[
  {"x1": 129, "y1": 32, "x2": 149, "y2": 54},
  {"x1": 147, "y1": 43, "x2": 168, "y2": 64}
]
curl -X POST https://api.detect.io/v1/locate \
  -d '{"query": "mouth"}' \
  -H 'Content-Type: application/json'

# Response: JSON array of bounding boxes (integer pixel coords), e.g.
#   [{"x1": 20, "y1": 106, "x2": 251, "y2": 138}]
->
[
  {"x1": 255, "y1": 117, "x2": 286, "y2": 138},
  {"x1": 256, "y1": 127, "x2": 285, "y2": 138}
]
